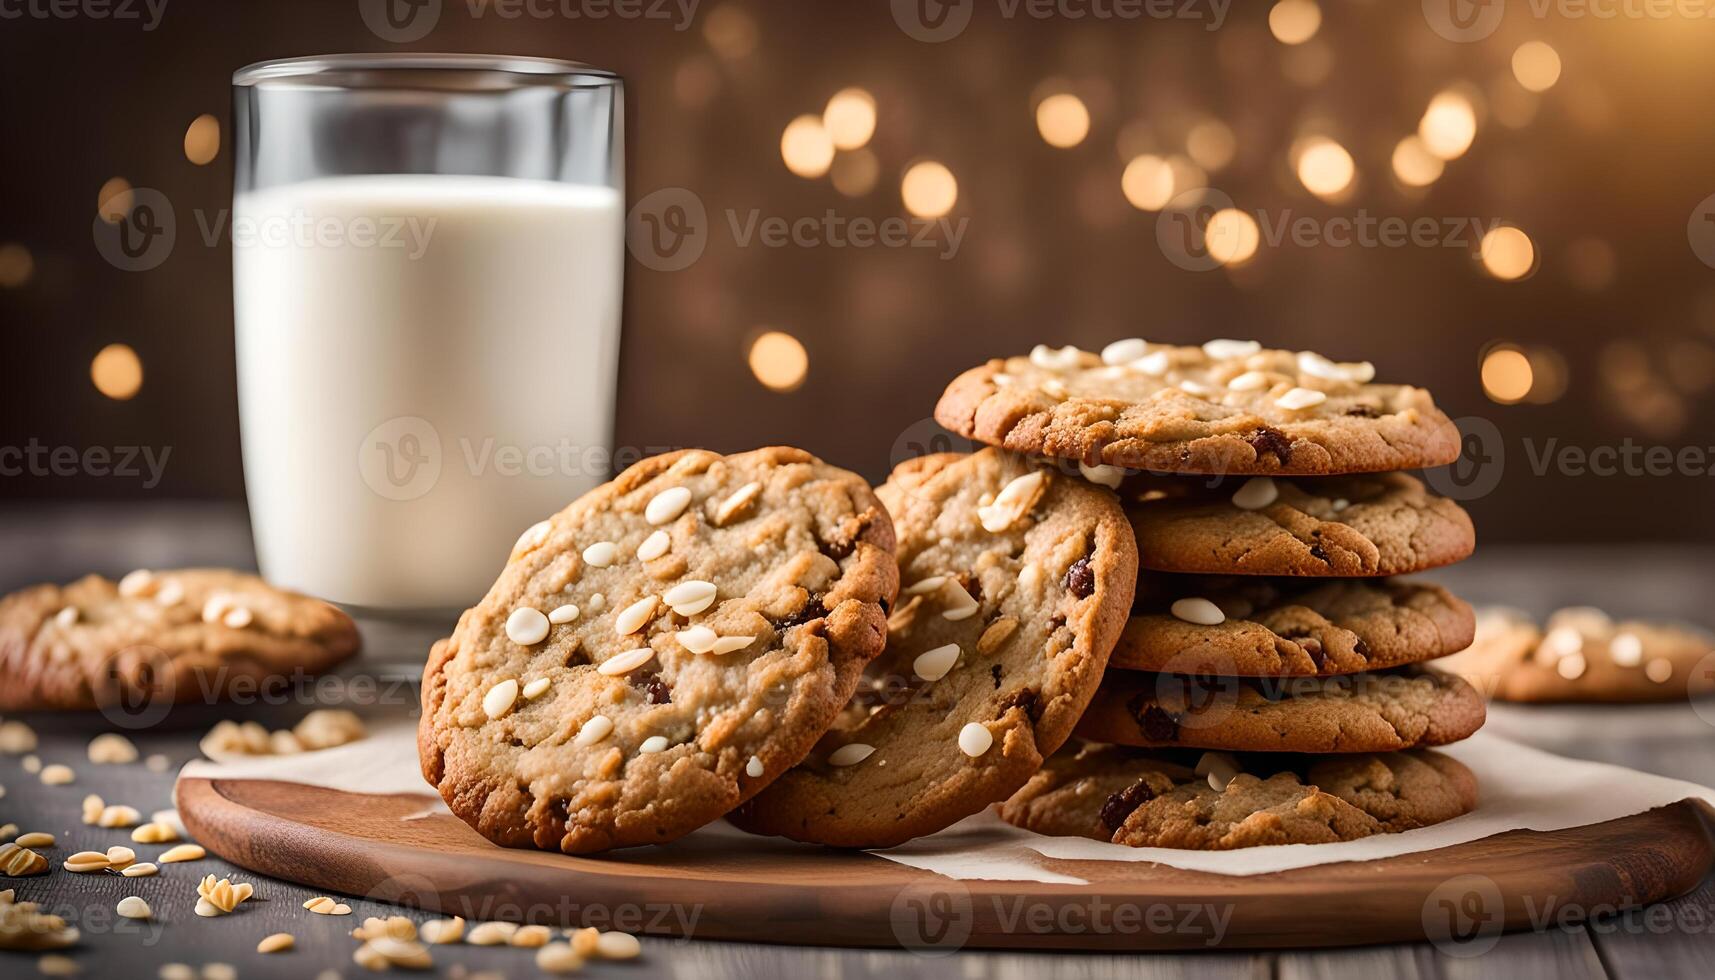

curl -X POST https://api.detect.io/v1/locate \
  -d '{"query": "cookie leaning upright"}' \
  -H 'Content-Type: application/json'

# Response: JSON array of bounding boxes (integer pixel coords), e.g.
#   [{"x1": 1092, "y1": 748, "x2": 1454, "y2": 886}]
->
[
  {"x1": 731, "y1": 449, "x2": 1137, "y2": 847},
  {"x1": 417, "y1": 448, "x2": 896, "y2": 854},
  {"x1": 0, "y1": 569, "x2": 359, "y2": 712},
  {"x1": 935, "y1": 340, "x2": 1461, "y2": 476}
]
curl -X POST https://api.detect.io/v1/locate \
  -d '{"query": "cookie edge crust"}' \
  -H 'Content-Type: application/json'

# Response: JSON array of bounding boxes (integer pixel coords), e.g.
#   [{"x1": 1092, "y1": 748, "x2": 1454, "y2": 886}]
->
[
  {"x1": 417, "y1": 446, "x2": 898, "y2": 853},
  {"x1": 934, "y1": 360, "x2": 1463, "y2": 476}
]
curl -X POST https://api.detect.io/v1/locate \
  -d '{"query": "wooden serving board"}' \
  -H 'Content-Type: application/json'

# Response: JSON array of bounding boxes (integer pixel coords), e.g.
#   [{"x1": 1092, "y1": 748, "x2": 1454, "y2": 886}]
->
[{"x1": 177, "y1": 777, "x2": 1715, "y2": 951}]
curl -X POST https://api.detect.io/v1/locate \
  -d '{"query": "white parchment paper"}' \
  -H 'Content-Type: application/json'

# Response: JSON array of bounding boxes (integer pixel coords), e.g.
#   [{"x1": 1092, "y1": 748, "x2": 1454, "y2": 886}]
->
[{"x1": 179, "y1": 724, "x2": 1715, "y2": 883}]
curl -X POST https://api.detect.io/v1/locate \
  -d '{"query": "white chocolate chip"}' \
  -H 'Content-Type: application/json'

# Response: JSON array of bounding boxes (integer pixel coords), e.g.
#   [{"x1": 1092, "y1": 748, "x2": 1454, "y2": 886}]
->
[
  {"x1": 636, "y1": 530, "x2": 671, "y2": 562},
  {"x1": 482, "y1": 679, "x2": 519, "y2": 719},
  {"x1": 957, "y1": 722, "x2": 994, "y2": 757},
  {"x1": 638, "y1": 736, "x2": 669, "y2": 755},
  {"x1": 116, "y1": 896, "x2": 151, "y2": 920},
  {"x1": 87, "y1": 733, "x2": 139, "y2": 765},
  {"x1": 40, "y1": 764, "x2": 74, "y2": 786},
  {"x1": 904, "y1": 576, "x2": 948, "y2": 595},
  {"x1": 1178, "y1": 379, "x2": 1221, "y2": 398},
  {"x1": 979, "y1": 470, "x2": 1047, "y2": 533},
  {"x1": 1171, "y1": 597, "x2": 1225, "y2": 625},
  {"x1": 663, "y1": 580, "x2": 717, "y2": 616},
  {"x1": 1132, "y1": 350, "x2": 1171, "y2": 376},
  {"x1": 1040, "y1": 377, "x2": 1068, "y2": 399},
  {"x1": 200, "y1": 594, "x2": 232, "y2": 624},
  {"x1": 1196, "y1": 751, "x2": 1242, "y2": 792},
  {"x1": 586, "y1": 593, "x2": 606, "y2": 613},
  {"x1": 1029, "y1": 343, "x2": 1083, "y2": 371},
  {"x1": 708, "y1": 635, "x2": 755, "y2": 655},
  {"x1": 513, "y1": 520, "x2": 551, "y2": 556},
  {"x1": 993, "y1": 373, "x2": 1014, "y2": 387},
  {"x1": 676, "y1": 625, "x2": 719, "y2": 654},
  {"x1": 506, "y1": 607, "x2": 551, "y2": 645},
  {"x1": 829, "y1": 743, "x2": 875, "y2": 766},
  {"x1": 154, "y1": 578, "x2": 185, "y2": 606},
  {"x1": 595, "y1": 931, "x2": 643, "y2": 960},
  {"x1": 1230, "y1": 477, "x2": 1278, "y2": 511},
  {"x1": 746, "y1": 755, "x2": 764, "y2": 778},
  {"x1": 1646, "y1": 658, "x2": 1674, "y2": 683},
  {"x1": 575, "y1": 715, "x2": 615, "y2": 745},
  {"x1": 912, "y1": 644, "x2": 961, "y2": 681},
  {"x1": 1226, "y1": 370, "x2": 1272, "y2": 392},
  {"x1": 614, "y1": 595, "x2": 659, "y2": 635},
  {"x1": 118, "y1": 569, "x2": 157, "y2": 598},
  {"x1": 1556, "y1": 653, "x2": 1588, "y2": 680},
  {"x1": 1331, "y1": 498, "x2": 1350, "y2": 512},
  {"x1": 548, "y1": 604, "x2": 580, "y2": 625},
  {"x1": 1275, "y1": 387, "x2": 1328, "y2": 410},
  {"x1": 521, "y1": 678, "x2": 551, "y2": 700},
  {"x1": 222, "y1": 606, "x2": 253, "y2": 629},
  {"x1": 1541, "y1": 626, "x2": 1583, "y2": 659},
  {"x1": 715, "y1": 481, "x2": 763, "y2": 526},
  {"x1": 1202, "y1": 338, "x2": 1262, "y2": 360},
  {"x1": 598, "y1": 647, "x2": 655, "y2": 676},
  {"x1": 54, "y1": 606, "x2": 78, "y2": 628},
  {"x1": 582, "y1": 541, "x2": 618, "y2": 567},
  {"x1": 1078, "y1": 461, "x2": 1125, "y2": 488},
  {"x1": 645, "y1": 486, "x2": 693, "y2": 525},
  {"x1": 1100, "y1": 338, "x2": 1149, "y2": 365},
  {"x1": 1297, "y1": 350, "x2": 1374, "y2": 383},
  {"x1": 940, "y1": 582, "x2": 980, "y2": 621},
  {"x1": 1610, "y1": 632, "x2": 1643, "y2": 667}
]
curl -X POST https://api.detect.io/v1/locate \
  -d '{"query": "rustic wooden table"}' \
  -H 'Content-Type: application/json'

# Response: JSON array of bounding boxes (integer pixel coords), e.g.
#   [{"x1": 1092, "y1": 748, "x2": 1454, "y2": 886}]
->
[{"x1": 3, "y1": 503, "x2": 1714, "y2": 978}]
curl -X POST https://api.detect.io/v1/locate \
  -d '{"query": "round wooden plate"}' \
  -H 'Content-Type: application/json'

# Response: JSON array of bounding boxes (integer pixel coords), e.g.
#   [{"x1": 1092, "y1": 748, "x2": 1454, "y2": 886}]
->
[{"x1": 177, "y1": 777, "x2": 1715, "y2": 951}]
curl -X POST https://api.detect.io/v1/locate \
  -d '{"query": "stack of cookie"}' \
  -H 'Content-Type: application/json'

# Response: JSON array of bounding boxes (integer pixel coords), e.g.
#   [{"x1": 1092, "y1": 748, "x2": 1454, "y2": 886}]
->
[{"x1": 935, "y1": 339, "x2": 1489, "y2": 849}]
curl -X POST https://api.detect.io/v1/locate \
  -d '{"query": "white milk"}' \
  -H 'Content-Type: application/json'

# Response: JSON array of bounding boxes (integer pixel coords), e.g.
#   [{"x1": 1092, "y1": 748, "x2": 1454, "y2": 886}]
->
[{"x1": 234, "y1": 174, "x2": 623, "y2": 610}]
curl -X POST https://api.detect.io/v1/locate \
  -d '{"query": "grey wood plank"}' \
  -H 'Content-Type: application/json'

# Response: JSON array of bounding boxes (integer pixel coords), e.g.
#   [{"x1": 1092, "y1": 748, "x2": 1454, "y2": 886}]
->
[
  {"x1": 1280, "y1": 927, "x2": 1605, "y2": 980},
  {"x1": 1588, "y1": 873, "x2": 1715, "y2": 980}
]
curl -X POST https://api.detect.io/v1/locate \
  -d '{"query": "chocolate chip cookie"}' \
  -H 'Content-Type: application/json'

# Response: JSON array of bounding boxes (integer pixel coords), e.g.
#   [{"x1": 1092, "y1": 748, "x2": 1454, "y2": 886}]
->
[
  {"x1": 0, "y1": 569, "x2": 359, "y2": 712},
  {"x1": 1110, "y1": 575, "x2": 1475, "y2": 677},
  {"x1": 1076, "y1": 667, "x2": 1486, "y2": 753},
  {"x1": 1127, "y1": 472, "x2": 1474, "y2": 576},
  {"x1": 730, "y1": 449, "x2": 1137, "y2": 847},
  {"x1": 934, "y1": 340, "x2": 1461, "y2": 476},
  {"x1": 418, "y1": 447, "x2": 897, "y2": 853},
  {"x1": 1003, "y1": 743, "x2": 1476, "y2": 847},
  {"x1": 1434, "y1": 606, "x2": 1715, "y2": 703}
]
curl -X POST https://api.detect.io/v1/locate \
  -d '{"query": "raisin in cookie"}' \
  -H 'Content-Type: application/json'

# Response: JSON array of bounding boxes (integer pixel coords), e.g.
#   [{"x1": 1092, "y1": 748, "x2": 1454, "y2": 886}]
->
[
  {"x1": 1003, "y1": 743, "x2": 1476, "y2": 845},
  {"x1": 1110, "y1": 575, "x2": 1475, "y2": 677},
  {"x1": 730, "y1": 450, "x2": 1137, "y2": 847},
  {"x1": 934, "y1": 340, "x2": 1460, "y2": 476},
  {"x1": 0, "y1": 569, "x2": 359, "y2": 712},
  {"x1": 418, "y1": 448, "x2": 897, "y2": 853},
  {"x1": 1076, "y1": 667, "x2": 1486, "y2": 753},
  {"x1": 1127, "y1": 472, "x2": 1474, "y2": 576},
  {"x1": 1434, "y1": 606, "x2": 1715, "y2": 703}
]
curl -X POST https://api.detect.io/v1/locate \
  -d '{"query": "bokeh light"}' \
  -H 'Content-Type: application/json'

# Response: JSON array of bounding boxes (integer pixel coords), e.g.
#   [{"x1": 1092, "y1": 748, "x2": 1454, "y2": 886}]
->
[
  {"x1": 1294, "y1": 137, "x2": 1354, "y2": 199},
  {"x1": 901, "y1": 161, "x2": 958, "y2": 218},
  {"x1": 704, "y1": 6, "x2": 758, "y2": 60},
  {"x1": 1206, "y1": 208, "x2": 1260, "y2": 266},
  {"x1": 1391, "y1": 135, "x2": 1444, "y2": 187},
  {"x1": 1419, "y1": 91, "x2": 1477, "y2": 160},
  {"x1": 97, "y1": 177, "x2": 133, "y2": 224},
  {"x1": 1121, "y1": 154, "x2": 1175, "y2": 210},
  {"x1": 1512, "y1": 41, "x2": 1562, "y2": 93},
  {"x1": 91, "y1": 344, "x2": 143, "y2": 400},
  {"x1": 1186, "y1": 119, "x2": 1236, "y2": 171},
  {"x1": 780, "y1": 115, "x2": 835, "y2": 178},
  {"x1": 0, "y1": 243, "x2": 33, "y2": 288},
  {"x1": 823, "y1": 88, "x2": 876, "y2": 150},
  {"x1": 1480, "y1": 226, "x2": 1536, "y2": 280},
  {"x1": 1268, "y1": 0, "x2": 1321, "y2": 45},
  {"x1": 1035, "y1": 93, "x2": 1091, "y2": 148},
  {"x1": 184, "y1": 114, "x2": 220, "y2": 165},
  {"x1": 830, "y1": 149, "x2": 880, "y2": 197},
  {"x1": 1481, "y1": 346, "x2": 1533, "y2": 404},
  {"x1": 748, "y1": 331, "x2": 808, "y2": 392}
]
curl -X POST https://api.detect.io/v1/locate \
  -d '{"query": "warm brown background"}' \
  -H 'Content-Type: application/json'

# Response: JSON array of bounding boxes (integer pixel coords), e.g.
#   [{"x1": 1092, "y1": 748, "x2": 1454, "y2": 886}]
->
[{"x1": 2, "y1": 0, "x2": 1713, "y2": 544}]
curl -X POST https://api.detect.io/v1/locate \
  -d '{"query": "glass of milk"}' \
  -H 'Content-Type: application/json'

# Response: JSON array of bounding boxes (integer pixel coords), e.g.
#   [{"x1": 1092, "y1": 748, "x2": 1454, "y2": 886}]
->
[{"x1": 231, "y1": 55, "x2": 623, "y2": 616}]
